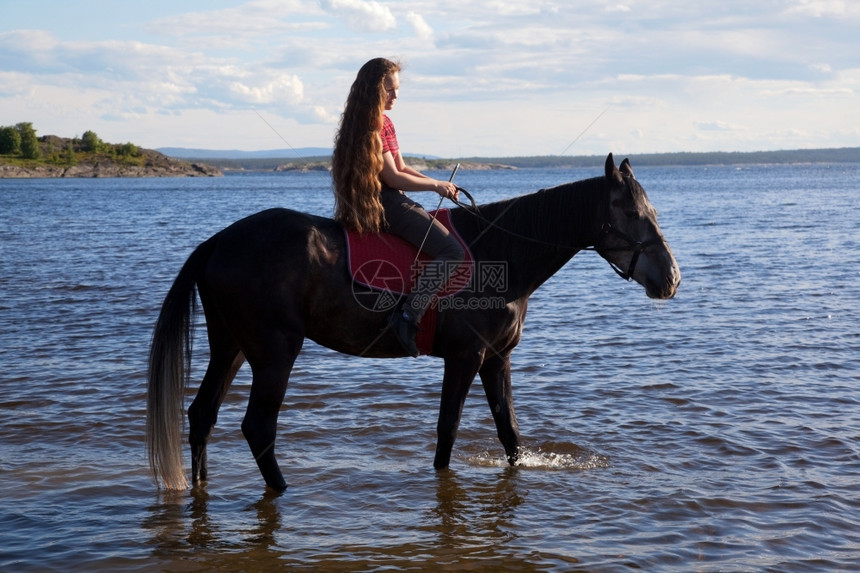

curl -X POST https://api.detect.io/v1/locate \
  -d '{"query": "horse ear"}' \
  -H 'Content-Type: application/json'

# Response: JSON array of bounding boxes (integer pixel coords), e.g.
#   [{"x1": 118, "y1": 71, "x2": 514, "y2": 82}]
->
[
  {"x1": 620, "y1": 158, "x2": 634, "y2": 178},
  {"x1": 605, "y1": 153, "x2": 623, "y2": 184}
]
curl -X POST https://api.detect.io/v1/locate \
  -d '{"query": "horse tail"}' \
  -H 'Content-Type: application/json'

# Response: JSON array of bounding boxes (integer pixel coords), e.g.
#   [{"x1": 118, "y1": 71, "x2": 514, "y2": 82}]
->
[{"x1": 146, "y1": 237, "x2": 216, "y2": 490}]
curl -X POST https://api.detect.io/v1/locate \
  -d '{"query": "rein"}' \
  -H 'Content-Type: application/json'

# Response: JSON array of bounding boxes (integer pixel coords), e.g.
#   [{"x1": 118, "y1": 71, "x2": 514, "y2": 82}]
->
[
  {"x1": 450, "y1": 188, "x2": 659, "y2": 282},
  {"x1": 412, "y1": 164, "x2": 463, "y2": 265},
  {"x1": 450, "y1": 188, "x2": 575, "y2": 250}
]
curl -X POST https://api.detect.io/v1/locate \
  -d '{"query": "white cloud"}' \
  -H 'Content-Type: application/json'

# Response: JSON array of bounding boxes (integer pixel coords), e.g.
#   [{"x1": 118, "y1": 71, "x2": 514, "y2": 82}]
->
[
  {"x1": 229, "y1": 74, "x2": 304, "y2": 105},
  {"x1": 0, "y1": 71, "x2": 34, "y2": 97},
  {"x1": 695, "y1": 120, "x2": 744, "y2": 132},
  {"x1": 148, "y1": 0, "x2": 323, "y2": 37},
  {"x1": 2, "y1": 1, "x2": 860, "y2": 155},
  {"x1": 782, "y1": 0, "x2": 860, "y2": 18},
  {"x1": 320, "y1": 0, "x2": 397, "y2": 32},
  {"x1": 0, "y1": 29, "x2": 58, "y2": 52},
  {"x1": 312, "y1": 105, "x2": 339, "y2": 123},
  {"x1": 405, "y1": 11, "x2": 434, "y2": 40},
  {"x1": 482, "y1": 1, "x2": 544, "y2": 16}
]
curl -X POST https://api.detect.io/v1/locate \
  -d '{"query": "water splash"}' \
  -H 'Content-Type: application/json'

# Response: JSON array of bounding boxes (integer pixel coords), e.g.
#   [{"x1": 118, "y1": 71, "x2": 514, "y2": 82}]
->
[{"x1": 465, "y1": 443, "x2": 610, "y2": 470}]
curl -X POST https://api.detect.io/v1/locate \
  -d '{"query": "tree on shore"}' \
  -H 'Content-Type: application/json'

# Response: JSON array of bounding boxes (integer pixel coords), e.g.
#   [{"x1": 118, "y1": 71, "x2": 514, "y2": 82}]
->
[
  {"x1": 81, "y1": 130, "x2": 103, "y2": 153},
  {"x1": 64, "y1": 141, "x2": 77, "y2": 166},
  {"x1": 0, "y1": 126, "x2": 22, "y2": 155},
  {"x1": 16, "y1": 122, "x2": 40, "y2": 160}
]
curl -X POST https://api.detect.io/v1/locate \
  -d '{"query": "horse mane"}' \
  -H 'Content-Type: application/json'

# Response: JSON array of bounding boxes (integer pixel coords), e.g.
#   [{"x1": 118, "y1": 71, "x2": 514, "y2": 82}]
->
[{"x1": 454, "y1": 175, "x2": 608, "y2": 253}]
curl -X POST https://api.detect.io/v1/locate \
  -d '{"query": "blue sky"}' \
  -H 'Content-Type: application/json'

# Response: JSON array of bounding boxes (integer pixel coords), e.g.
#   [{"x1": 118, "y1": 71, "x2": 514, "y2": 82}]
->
[{"x1": 1, "y1": 0, "x2": 858, "y2": 157}]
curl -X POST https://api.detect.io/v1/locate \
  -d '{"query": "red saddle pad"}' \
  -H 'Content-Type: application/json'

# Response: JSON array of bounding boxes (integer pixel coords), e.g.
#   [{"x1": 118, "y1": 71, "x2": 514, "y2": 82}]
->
[
  {"x1": 345, "y1": 209, "x2": 473, "y2": 356},
  {"x1": 345, "y1": 209, "x2": 473, "y2": 297}
]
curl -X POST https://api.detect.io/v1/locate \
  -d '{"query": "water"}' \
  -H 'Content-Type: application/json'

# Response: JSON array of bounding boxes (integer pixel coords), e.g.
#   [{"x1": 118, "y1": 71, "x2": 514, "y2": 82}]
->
[{"x1": 1, "y1": 163, "x2": 858, "y2": 571}]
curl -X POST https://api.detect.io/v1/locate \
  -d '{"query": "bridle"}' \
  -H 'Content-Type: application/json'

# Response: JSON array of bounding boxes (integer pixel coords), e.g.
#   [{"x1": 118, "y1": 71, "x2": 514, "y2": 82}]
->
[
  {"x1": 450, "y1": 187, "x2": 662, "y2": 282},
  {"x1": 597, "y1": 223, "x2": 664, "y2": 282}
]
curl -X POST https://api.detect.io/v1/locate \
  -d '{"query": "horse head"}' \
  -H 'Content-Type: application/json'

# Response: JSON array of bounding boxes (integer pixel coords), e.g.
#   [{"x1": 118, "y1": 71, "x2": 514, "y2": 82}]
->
[{"x1": 596, "y1": 153, "x2": 681, "y2": 299}]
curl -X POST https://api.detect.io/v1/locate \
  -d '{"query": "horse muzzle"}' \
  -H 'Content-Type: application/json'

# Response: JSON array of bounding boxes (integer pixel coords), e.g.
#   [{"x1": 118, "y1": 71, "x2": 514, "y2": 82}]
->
[{"x1": 642, "y1": 255, "x2": 681, "y2": 300}]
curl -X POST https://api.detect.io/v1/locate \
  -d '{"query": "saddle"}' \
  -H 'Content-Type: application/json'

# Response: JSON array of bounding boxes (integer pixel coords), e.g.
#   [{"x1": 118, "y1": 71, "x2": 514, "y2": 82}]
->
[{"x1": 345, "y1": 209, "x2": 473, "y2": 355}]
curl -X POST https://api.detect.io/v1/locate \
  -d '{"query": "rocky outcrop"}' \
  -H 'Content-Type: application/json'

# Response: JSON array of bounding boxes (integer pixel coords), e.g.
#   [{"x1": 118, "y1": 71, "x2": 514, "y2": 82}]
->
[
  {"x1": 273, "y1": 162, "x2": 330, "y2": 172},
  {"x1": 0, "y1": 164, "x2": 66, "y2": 178},
  {"x1": 0, "y1": 142, "x2": 222, "y2": 178},
  {"x1": 404, "y1": 159, "x2": 516, "y2": 172},
  {"x1": 0, "y1": 162, "x2": 221, "y2": 178}
]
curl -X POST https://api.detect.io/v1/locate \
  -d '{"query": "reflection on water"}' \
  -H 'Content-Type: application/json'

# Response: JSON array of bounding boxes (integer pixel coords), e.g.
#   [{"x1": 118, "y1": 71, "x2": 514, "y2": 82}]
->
[
  {"x1": 144, "y1": 487, "x2": 285, "y2": 568},
  {"x1": 431, "y1": 467, "x2": 524, "y2": 546},
  {"x1": 139, "y1": 467, "x2": 538, "y2": 571},
  {"x1": 143, "y1": 492, "x2": 188, "y2": 559}
]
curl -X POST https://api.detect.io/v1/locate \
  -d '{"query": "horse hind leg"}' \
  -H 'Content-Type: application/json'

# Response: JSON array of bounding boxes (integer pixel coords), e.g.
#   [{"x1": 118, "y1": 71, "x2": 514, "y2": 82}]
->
[
  {"x1": 187, "y1": 305, "x2": 245, "y2": 485},
  {"x1": 188, "y1": 348, "x2": 244, "y2": 485}
]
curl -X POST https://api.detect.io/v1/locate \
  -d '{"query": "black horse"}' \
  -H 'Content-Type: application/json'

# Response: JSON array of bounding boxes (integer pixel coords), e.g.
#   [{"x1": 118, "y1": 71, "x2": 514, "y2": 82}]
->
[{"x1": 147, "y1": 154, "x2": 680, "y2": 491}]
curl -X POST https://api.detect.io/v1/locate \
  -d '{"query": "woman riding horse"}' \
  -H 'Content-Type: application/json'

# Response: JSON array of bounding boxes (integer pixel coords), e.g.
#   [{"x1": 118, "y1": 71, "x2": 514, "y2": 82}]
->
[{"x1": 331, "y1": 57, "x2": 465, "y2": 357}]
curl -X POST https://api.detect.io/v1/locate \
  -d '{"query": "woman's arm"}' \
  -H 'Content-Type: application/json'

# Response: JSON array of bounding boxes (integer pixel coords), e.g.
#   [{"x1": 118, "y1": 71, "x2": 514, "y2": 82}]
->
[{"x1": 381, "y1": 150, "x2": 458, "y2": 198}]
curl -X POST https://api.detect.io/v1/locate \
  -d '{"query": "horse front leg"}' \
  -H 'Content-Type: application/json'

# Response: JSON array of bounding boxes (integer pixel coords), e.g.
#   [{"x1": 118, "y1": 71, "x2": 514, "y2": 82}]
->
[
  {"x1": 479, "y1": 352, "x2": 521, "y2": 466},
  {"x1": 434, "y1": 354, "x2": 482, "y2": 469}
]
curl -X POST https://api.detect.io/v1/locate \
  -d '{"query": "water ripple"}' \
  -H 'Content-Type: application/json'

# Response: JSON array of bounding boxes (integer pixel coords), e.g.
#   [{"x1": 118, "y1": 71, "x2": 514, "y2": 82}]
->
[{"x1": 2, "y1": 166, "x2": 860, "y2": 570}]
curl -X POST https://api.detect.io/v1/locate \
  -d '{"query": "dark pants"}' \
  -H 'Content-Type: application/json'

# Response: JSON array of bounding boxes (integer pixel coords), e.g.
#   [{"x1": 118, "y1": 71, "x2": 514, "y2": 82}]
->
[{"x1": 380, "y1": 188, "x2": 465, "y2": 320}]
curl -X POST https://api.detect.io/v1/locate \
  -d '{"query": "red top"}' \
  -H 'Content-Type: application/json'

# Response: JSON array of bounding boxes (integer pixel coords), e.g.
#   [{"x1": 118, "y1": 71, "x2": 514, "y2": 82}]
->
[{"x1": 380, "y1": 115, "x2": 399, "y2": 155}]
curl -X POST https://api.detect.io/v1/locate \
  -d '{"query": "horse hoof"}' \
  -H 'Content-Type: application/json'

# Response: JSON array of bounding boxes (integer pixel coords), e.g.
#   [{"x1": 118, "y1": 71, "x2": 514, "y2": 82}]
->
[{"x1": 265, "y1": 478, "x2": 288, "y2": 493}]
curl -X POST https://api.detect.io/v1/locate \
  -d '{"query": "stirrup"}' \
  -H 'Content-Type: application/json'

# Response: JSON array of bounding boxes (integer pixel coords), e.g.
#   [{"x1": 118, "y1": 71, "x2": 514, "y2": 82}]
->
[{"x1": 388, "y1": 311, "x2": 420, "y2": 357}]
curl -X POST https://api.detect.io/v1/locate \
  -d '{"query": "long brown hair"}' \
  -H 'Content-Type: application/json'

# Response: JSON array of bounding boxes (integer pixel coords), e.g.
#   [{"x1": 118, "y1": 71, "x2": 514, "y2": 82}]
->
[{"x1": 332, "y1": 57, "x2": 401, "y2": 234}]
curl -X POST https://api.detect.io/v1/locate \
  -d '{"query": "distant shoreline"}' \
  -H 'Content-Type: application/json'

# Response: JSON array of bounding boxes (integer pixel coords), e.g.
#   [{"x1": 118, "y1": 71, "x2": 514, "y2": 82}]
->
[
  {"x1": 169, "y1": 146, "x2": 860, "y2": 173},
  {"x1": 4, "y1": 141, "x2": 858, "y2": 178}
]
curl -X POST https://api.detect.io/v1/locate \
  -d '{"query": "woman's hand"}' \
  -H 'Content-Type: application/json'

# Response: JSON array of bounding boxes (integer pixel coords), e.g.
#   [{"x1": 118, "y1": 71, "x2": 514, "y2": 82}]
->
[{"x1": 435, "y1": 181, "x2": 459, "y2": 201}]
